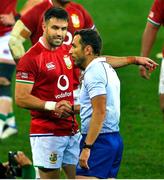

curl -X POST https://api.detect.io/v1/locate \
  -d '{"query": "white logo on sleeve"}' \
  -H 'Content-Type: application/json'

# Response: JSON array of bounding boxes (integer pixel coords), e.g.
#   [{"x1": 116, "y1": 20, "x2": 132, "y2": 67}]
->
[{"x1": 57, "y1": 75, "x2": 69, "y2": 91}]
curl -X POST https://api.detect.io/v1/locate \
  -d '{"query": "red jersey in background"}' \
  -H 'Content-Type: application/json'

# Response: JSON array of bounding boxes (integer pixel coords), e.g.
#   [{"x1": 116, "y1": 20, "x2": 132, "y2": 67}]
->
[{"x1": 0, "y1": 0, "x2": 17, "y2": 36}]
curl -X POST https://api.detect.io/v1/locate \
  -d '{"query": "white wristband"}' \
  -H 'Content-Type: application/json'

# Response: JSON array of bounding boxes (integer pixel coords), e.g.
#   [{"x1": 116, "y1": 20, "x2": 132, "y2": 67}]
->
[{"x1": 44, "y1": 101, "x2": 57, "y2": 111}]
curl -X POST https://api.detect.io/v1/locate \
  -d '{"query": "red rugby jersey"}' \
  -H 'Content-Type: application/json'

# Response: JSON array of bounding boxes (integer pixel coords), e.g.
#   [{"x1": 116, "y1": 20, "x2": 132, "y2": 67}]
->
[
  {"x1": 148, "y1": 0, "x2": 164, "y2": 26},
  {"x1": 16, "y1": 39, "x2": 78, "y2": 136},
  {"x1": 21, "y1": 0, "x2": 94, "y2": 89}
]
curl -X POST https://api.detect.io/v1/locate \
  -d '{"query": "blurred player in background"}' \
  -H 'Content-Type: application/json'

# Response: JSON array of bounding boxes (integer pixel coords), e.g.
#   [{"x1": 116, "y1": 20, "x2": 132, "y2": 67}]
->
[
  {"x1": 0, "y1": 0, "x2": 19, "y2": 140},
  {"x1": 139, "y1": 0, "x2": 164, "y2": 119},
  {"x1": 9, "y1": 0, "x2": 95, "y2": 105},
  {"x1": 0, "y1": 0, "x2": 44, "y2": 139}
]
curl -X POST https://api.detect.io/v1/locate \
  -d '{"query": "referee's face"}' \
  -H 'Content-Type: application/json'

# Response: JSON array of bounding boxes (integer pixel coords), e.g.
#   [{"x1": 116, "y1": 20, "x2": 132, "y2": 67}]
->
[
  {"x1": 70, "y1": 35, "x2": 86, "y2": 70},
  {"x1": 44, "y1": 17, "x2": 68, "y2": 47}
]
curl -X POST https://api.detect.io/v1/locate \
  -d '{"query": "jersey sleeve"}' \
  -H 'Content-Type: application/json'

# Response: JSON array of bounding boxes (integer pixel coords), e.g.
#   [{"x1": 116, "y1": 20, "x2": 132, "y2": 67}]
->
[
  {"x1": 20, "y1": 4, "x2": 41, "y2": 33},
  {"x1": 148, "y1": 0, "x2": 164, "y2": 26},
  {"x1": 16, "y1": 53, "x2": 38, "y2": 84},
  {"x1": 84, "y1": 62, "x2": 107, "y2": 99}
]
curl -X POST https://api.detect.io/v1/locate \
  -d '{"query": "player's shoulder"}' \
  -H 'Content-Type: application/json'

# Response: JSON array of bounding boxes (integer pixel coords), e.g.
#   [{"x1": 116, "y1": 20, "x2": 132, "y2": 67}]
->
[
  {"x1": 22, "y1": 42, "x2": 43, "y2": 60},
  {"x1": 29, "y1": 0, "x2": 51, "y2": 12},
  {"x1": 68, "y1": 1, "x2": 85, "y2": 10}
]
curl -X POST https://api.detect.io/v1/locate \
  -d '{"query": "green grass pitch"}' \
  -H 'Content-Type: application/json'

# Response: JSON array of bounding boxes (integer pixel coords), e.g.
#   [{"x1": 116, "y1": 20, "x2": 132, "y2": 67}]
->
[{"x1": 1, "y1": 0, "x2": 164, "y2": 178}]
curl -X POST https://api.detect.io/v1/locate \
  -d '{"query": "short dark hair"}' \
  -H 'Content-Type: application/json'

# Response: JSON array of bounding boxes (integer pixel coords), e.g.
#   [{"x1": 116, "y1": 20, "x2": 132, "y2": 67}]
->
[
  {"x1": 74, "y1": 29, "x2": 102, "y2": 55},
  {"x1": 44, "y1": 7, "x2": 69, "y2": 22}
]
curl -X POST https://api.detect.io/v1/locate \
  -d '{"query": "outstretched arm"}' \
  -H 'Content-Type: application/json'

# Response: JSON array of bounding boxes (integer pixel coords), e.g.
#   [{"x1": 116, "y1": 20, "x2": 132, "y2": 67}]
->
[{"x1": 105, "y1": 55, "x2": 158, "y2": 72}]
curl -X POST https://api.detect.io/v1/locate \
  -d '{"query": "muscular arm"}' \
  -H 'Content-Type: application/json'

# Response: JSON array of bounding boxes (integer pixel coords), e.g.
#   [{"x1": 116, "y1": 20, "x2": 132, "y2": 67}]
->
[
  {"x1": 79, "y1": 95, "x2": 106, "y2": 169},
  {"x1": 15, "y1": 82, "x2": 45, "y2": 110},
  {"x1": 85, "y1": 95, "x2": 106, "y2": 144},
  {"x1": 15, "y1": 82, "x2": 73, "y2": 117},
  {"x1": 139, "y1": 22, "x2": 159, "y2": 79},
  {"x1": 105, "y1": 55, "x2": 158, "y2": 71},
  {"x1": 141, "y1": 22, "x2": 159, "y2": 57}
]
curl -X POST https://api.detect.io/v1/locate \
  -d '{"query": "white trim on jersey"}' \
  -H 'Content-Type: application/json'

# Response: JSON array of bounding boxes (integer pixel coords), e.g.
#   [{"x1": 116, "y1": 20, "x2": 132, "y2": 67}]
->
[
  {"x1": 148, "y1": 18, "x2": 160, "y2": 26},
  {"x1": 16, "y1": 79, "x2": 34, "y2": 84}
]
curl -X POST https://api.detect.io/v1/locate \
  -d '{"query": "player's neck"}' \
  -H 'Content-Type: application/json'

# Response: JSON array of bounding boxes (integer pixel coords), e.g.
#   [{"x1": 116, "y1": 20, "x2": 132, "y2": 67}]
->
[{"x1": 85, "y1": 55, "x2": 98, "y2": 69}]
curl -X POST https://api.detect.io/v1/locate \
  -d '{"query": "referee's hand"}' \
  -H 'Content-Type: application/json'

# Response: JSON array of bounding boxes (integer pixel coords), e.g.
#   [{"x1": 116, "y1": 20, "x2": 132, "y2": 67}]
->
[{"x1": 79, "y1": 148, "x2": 90, "y2": 169}]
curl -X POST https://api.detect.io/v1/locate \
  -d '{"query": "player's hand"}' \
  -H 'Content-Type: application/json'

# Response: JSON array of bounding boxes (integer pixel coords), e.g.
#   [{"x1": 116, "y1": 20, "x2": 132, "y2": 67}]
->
[
  {"x1": 139, "y1": 65, "x2": 150, "y2": 79},
  {"x1": 14, "y1": 151, "x2": 32, "y2": 166},
  {"x1": 55, "y1": 100, "x2": 73, "y2": 118},
  {"x1": 0, "y1": 13, "x2": 15, "y2": 26},
  {"x1": 136, "y1": 57, "x2": 158, "y2": 72},
  {"x1": 79, "y1": 148, "x2": 90, "y2": 169}
]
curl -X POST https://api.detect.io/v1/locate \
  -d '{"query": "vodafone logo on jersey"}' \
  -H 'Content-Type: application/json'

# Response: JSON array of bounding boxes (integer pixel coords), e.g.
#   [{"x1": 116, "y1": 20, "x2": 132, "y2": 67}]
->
[
  {"x1": 55, "y1": 75, "x2": 72, "y2": 99},
  {"x1": 57, "y1": 75, "x2": 69, "y2": 91}
]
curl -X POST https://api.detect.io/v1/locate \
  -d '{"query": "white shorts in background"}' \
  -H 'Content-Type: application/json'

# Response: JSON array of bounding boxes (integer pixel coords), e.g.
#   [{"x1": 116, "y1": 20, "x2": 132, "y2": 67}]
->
[
  {"x1": 30, "y1": 132, "x2": 82, "y2": 169},
  {"x1": 159, "y1": 58, "x2": 164, "y2": 94},
  {"x1": 0, "y1": 33, "x2": 15, "y2": 64}
]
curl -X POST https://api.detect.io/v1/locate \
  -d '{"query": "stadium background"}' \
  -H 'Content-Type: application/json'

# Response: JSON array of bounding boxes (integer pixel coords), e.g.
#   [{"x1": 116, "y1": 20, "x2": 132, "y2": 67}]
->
[{"x1": 1, "y1": 0, "x2": 164, "y2": 178}]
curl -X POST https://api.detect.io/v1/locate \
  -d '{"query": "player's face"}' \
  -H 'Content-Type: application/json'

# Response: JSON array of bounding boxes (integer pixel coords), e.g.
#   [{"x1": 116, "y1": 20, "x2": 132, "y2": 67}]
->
[
  {"x1": 70, "y1": 35, "x2": 86, "y2": 70},
  {"x1": 44, "y1": 17, "x2": 68, "y2": 47}
]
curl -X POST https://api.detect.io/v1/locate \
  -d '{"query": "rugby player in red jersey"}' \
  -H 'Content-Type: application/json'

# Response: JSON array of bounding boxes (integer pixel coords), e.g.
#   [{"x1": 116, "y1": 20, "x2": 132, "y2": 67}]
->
[
  {"x1": 0, "y1": 0, "x2": 49, "y2": 140},
  {"x1": 15, "y1": 7, "x2": 80, "y2": 179},
  {"x1": 9, "y1": 0, "x2": 95, "y2": 105}
]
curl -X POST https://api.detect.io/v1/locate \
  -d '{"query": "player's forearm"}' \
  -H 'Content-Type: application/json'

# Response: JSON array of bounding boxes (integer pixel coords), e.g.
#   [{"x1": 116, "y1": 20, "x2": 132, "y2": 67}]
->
[
  {"x1": 140, "y1": 22, "x2": 159, "y2": 57},
  {"x1": 15, "y1": 93, "x2": 46, "y2": 110},
  {"x1": 105, "y1": 56, "x2": 137, "y2": 68},
  {"x1": 85, "y1": 111, "x2": 105, "y2": 145}
]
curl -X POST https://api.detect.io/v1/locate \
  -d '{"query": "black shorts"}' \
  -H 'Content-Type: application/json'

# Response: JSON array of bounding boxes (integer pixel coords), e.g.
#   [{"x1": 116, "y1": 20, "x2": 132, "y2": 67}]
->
[{"x1": 0, "y1": 63, "x2": 15, "y2": 81}]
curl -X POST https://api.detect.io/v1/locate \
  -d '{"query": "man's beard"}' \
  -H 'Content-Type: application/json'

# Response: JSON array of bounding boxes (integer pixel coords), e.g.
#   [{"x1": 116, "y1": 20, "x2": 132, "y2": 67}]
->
[{"x1": 48, "y1": 36, "x2": 64, "y2": 47}]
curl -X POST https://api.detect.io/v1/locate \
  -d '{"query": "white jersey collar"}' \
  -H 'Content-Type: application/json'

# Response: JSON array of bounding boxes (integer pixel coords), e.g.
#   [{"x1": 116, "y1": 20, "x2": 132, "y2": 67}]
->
[{"x1": 85, "y1": 57, "x2": 106, "y2": 72}]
